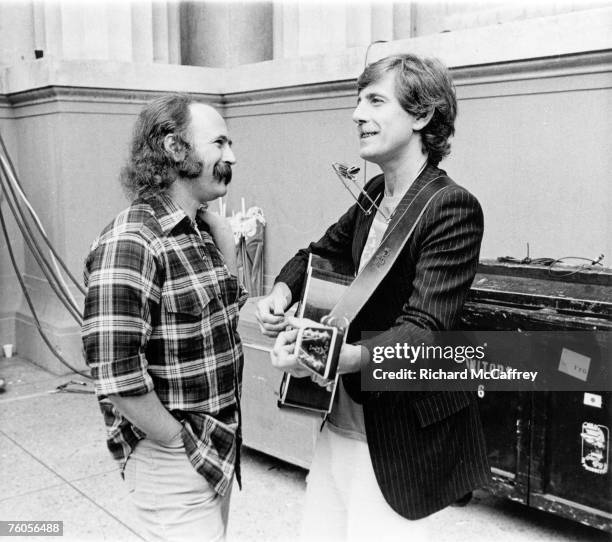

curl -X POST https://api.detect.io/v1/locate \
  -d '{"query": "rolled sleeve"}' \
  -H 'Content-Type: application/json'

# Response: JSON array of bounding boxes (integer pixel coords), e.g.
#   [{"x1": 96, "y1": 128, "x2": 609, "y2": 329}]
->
[
  {"x1": 92, "y1": 352, "x2": 155, "y2": 396},
  {"x1": 82, "y1": 232, "x2": 160, "y2": 397},
  {"x1": 237, "y1": 281, "x2": 249, "y2": 308}
]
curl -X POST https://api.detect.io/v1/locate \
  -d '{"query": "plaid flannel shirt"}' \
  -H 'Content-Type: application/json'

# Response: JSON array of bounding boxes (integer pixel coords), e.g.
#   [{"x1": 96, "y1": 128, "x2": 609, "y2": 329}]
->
[{"x1": 82, "y1": 192, "x2": 247, "y2": 496}]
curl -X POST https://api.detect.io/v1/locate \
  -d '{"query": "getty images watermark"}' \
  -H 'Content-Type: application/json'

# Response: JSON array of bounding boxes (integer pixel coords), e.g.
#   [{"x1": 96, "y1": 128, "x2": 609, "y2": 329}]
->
[{"x1": 360, "y1": 331, "x2": 611, "y2": 392}]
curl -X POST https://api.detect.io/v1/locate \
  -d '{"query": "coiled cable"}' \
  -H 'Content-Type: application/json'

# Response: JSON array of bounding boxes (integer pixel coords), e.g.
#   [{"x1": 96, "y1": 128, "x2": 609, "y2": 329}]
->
[{"x1": 0, "y1": 130, "x2": 90, "y2": 378}]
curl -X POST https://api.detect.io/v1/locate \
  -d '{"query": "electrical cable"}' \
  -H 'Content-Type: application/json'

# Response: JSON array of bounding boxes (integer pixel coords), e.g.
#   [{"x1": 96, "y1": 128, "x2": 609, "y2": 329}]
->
[
  {"x1": 497, "y1": 256, "x2": 556, "y2": 265},
  {"x1": 0, "y1": 139, "x2": 83, "y2": 319},
  {"x1": 0, "y1": 132, "x2": 90, "y2": 378},
  {"x1": 497, "y1": 243, "x2": 605, "y2": 278},
  {"x1": 0, "y1": 153, "x2": 82, "y2": 310},
  {"x1": 0, "y1": 134, "x2": 85, "y2": 296},
  {"x1": 0, "y1": 165, "x2": 81, "y2": 322},
  {"x1": 0, "y1": 161, "x2": 82, "y2": 323},
  {"x1": 0, "y1": 199, "x2": 90, "y2": 379}
]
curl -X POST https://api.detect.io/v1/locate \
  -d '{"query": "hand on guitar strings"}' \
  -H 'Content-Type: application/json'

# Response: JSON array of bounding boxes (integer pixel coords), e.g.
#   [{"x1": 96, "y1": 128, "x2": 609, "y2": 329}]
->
[
  {"x1": 255, "y1": 283, "x2": 292, "y2": 337},
  {"x1": 274, "y1": 316, "x2": 366, "y2": 385},
  {"x1": 270, "y1": 327, "x2": 312, "y2": 379},
  {"x1": 287, "y1": 317, "x2": 366, "y2": 378},
  {"x1": 271, "y1": 319, "x2": 333, "y2": 389},
  {"x1": 276, "y1": 317, "x2": 335, "y2": 390}
]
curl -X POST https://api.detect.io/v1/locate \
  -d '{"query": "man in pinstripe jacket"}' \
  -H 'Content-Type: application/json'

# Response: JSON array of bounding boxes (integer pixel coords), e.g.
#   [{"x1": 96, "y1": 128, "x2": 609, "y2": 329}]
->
[{"x1": 256, "y1": 54, "x2": 490, "y2": 540}]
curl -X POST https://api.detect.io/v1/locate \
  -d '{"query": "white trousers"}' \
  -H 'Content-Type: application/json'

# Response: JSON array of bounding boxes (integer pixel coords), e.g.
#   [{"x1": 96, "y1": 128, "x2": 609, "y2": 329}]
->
[
  {"x1": 300, "y1": 426, "x2": 441, "y2": 542},
  {"x1": 124, "y1": 435, "x2": 231, "y2": 542}
]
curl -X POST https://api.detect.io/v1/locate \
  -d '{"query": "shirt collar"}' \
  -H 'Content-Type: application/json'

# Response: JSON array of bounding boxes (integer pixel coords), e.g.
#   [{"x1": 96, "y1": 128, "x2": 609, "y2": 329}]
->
[{"x1": 140, "y1": 192, "x2": 192, "y2": 235}]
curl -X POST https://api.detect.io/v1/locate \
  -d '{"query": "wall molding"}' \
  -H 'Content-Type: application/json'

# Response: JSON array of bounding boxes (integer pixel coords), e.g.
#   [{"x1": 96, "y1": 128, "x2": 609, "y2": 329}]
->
[
  {"x1": 224, "y1": 80, "x2": 356, "y2": 108},
  {"x1": 6, "y1": 86, "x2": 223, "y2": 118},
  {"x1": 2, "y1": 51, "x2": 610, "y2": 119},
  {"x1": 454, "y1": 51, "x2": 612, "y2": 86}
]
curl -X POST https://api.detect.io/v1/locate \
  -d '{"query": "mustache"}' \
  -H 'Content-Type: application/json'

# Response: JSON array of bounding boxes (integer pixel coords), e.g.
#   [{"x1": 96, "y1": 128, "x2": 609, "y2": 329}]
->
[{"x1": 214, "y1": 161, "x2": 232, "y2": 185}]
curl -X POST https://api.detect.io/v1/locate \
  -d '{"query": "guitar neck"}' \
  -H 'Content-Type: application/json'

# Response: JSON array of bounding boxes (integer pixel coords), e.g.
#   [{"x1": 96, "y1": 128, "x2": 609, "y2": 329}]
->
[{"x1": 298, "y1": 254, "x2": 353, "y2": 322}]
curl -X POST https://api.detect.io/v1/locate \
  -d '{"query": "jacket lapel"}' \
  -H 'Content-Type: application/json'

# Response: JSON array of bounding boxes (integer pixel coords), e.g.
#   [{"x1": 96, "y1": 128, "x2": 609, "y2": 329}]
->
[
  {"x1": 352, "y1": 174, "x2": 383, "y2": 271},
  {"x1": 353, "y1": 164, "x2": 444, "y2": 269},
  {"x1": 384, "y1": 164, "x2": 443, "y2": 238}
]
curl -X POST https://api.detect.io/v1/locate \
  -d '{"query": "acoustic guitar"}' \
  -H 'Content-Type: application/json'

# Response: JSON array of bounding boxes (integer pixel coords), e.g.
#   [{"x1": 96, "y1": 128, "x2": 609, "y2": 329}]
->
[{"x1": 278, "y1": 254, "x2": 353, "y2": 414}]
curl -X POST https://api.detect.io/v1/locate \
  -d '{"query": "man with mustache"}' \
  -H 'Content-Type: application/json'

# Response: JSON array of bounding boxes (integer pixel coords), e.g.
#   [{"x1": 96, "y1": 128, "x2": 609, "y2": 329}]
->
[{"x1": 82, "y1": 94, "x2": 246, "y2": 542}]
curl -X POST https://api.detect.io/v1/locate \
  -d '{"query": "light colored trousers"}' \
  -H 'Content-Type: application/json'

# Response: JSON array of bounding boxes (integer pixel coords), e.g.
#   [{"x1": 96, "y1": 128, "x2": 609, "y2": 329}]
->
[
  {"x1": 124, "y1": 434, "x2": 231, "y2": 542},
  {"x1": 300, "y1": 426, "x2": 442, "y2": 542}
]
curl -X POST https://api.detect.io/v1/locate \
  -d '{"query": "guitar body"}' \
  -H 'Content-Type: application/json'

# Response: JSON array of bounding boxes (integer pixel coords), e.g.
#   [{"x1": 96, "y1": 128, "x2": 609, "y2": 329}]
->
[{"x1": 278, "y1": 255, "x2": 353, "y2": 414}]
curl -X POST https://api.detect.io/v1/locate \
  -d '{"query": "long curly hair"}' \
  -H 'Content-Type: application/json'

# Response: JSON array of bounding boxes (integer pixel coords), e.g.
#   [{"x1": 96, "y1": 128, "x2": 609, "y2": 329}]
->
[
  {"x1": 120, "y1": 93, "x2": 202, "y2": 198},
  {"x1": 357, "y1": 54, "x2": 457, "y2": 166}
]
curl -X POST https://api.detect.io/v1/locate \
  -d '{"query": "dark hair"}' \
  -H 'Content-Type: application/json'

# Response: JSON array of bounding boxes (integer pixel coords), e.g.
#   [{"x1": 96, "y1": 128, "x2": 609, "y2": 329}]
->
[
  {"x1": 357, "y1": 54, "x2": 457, "y2": 166},
  {"x1": 120, "y1": 93, "x2": 203, "y2": 197}
]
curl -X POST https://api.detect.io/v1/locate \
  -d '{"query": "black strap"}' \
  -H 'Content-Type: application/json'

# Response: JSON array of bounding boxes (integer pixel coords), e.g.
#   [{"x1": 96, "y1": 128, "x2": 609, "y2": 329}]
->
[{"x1": 327, "y1": 176, "x2": 452, "y2": 327}]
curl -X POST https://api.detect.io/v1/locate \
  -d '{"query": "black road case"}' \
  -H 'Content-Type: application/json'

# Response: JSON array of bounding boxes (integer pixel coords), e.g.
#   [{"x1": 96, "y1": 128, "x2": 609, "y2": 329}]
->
[{"x1": 462, "y1": 261, "x2": 611, "y2": 532}]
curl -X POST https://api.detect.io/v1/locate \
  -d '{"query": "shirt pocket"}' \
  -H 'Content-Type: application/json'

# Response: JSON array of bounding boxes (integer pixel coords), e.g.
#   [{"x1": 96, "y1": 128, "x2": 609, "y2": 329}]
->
[
  {"x1": 160, "y1": 285, "x2": 214, "y2": 362},
  {"x1": 161, "y1": 284, "x2": 212, "y2": 318}
]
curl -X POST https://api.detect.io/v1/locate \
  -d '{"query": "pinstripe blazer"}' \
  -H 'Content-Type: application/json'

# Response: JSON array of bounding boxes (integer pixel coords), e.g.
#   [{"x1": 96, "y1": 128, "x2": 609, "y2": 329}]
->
[{"x1": 276, "y1": 164, "x2": 490, "y2": 519}]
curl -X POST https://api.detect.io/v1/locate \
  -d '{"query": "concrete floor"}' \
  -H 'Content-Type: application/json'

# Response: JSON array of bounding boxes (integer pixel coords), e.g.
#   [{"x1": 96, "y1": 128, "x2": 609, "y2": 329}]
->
[{"x1": 0, "y1": 356, "x2": 609, "y2": 542}]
